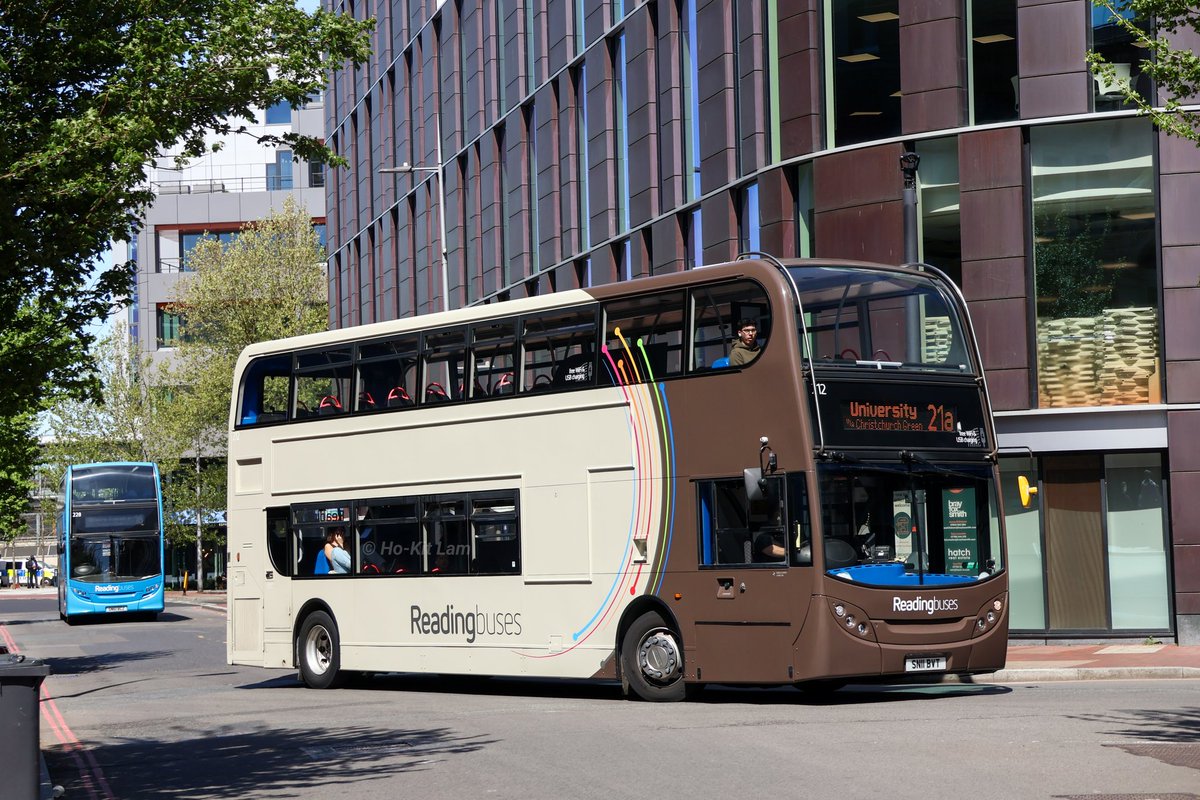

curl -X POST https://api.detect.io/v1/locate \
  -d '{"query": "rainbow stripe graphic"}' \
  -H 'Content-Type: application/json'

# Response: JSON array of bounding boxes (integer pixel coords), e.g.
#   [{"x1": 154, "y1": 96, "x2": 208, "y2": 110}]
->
[{"x1": 520, "y1": 328, "x2": 677, "y2": 659}]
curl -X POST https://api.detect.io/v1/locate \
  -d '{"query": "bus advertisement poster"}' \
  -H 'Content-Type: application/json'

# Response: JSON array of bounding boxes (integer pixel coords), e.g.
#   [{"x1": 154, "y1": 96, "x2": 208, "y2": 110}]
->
[{"x1": 942, "y1": 487, "x2": 978, "y2": 575}]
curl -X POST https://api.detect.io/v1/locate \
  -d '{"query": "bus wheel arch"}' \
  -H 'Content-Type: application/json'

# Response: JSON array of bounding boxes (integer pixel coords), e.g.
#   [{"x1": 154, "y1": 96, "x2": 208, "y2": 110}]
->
[
  {"x1": 617, "y1": 600, "x2": 687, "y2": 702},
  {"x1": 295, "y1": 602, "x2": 342, "y2": 689}
]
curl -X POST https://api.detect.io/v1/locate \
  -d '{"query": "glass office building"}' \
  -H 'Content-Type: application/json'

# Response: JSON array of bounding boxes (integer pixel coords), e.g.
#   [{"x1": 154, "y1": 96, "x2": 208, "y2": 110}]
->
[{"x1": 324, "y1": 0, "x2": 1200, "y2": 643}]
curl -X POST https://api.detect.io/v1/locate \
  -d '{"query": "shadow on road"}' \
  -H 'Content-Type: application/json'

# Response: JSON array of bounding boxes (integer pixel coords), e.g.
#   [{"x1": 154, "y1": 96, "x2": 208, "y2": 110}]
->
[
  {"x1": 1073, "y1": 705, "x2": 1200, "y2": 742},
  {"x1": 44, "y1": 723, "x2": 495, "y2": 799},
  {"x1": 46, "y1": 650, "x2": 173, "y2": 676},
  {"x1": 238, "y1": 670, "x2": 1011, "y2": 706}
]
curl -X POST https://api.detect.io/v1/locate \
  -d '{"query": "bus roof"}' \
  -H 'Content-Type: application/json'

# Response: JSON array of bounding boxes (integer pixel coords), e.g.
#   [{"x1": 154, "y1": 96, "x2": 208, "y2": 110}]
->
[{"x1": 234, "y1": 256, "x2": 928, "y2": 366}]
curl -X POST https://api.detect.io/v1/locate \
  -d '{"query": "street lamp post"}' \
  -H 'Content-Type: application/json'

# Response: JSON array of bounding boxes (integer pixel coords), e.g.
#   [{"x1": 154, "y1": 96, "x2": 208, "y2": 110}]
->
[{"x1": 380, "y1": 115, "x2": 449, "y2": 313}]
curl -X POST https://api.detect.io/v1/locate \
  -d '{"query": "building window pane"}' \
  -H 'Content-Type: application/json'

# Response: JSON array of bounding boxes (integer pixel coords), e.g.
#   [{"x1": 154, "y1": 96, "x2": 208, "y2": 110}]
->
[
  {"x1": 267, "y1": 150, "x2": 294, "y2": 191},
  {"x1": 1032, "y1": 118, "x2": 1158, "y2": 408},
  {"x1": 739, "y1": 182, "x2": 760, "y2": 254},
  {"x1": 181, "y1": 230, "x2": 237, "y2": 271},
  {"x1": 916, "y1": 137, "x2": 962, "y2": 287},
  {"x1": 828, "y1": 0, "x2": 900, "y2": 146},
  {"x1": 1000, "y1": 458, "x2": 1045, "y2": 630},
  {"x1": 792, "y1": 163, "x2": 814, "y2": 258},
  {"x1": 156, "y1": 305, "x2": 184, "y2": 347},
  {"x1": 265, "y1": 100, "x2": 292, "y2": 125},
  {"x1": 575, "y1": 63, "x2": 590, "y2": 249},
  {"x1": 681, "y1": 0, "x2": 701, "y2": 198},
  {"x1": 309, "y1": 160, "x2": 325, "y2": 188},
  {"x1": 614, "y1": 32, "x2": 630, "y2": 232},
  {"x1": 1091, "y1": 5, "x2": 1153, "y2": 112},
  {"x1": 1105, "y1": 452, "x2": 1169, "y2": 629},
  {"x1": 968, "y1": 0, "x2": 1018, "y2": 124}
]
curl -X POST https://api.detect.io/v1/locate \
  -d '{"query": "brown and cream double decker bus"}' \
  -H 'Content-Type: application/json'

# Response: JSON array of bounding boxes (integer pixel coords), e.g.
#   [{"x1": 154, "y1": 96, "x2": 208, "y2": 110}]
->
[{"x1": 226, "y1": 255, "x2": 1008, "y2": 700}]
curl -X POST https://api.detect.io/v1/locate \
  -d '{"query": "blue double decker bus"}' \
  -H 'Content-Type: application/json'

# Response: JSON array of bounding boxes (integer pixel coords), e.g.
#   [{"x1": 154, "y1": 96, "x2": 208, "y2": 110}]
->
[{"x1": 57, "y1": 462, "x2": 166, "y2": 623}]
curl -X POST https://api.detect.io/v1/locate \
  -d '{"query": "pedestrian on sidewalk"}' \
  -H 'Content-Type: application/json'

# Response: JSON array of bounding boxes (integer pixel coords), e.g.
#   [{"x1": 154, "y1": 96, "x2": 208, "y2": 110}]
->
[{"x1": 26, "y1": 556, "x2": 38, "y2": 588}]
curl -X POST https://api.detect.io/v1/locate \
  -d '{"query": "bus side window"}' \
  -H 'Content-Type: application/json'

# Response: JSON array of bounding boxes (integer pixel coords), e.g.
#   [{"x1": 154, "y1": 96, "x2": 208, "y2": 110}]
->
[
  {"x1": 266, "y1": 507, "x2": 291, "y2": 576},
  {"x1": 295, "y1": 347, "x2": 352, "y2": 418},
  {"x1": 602, "y1": 291, "x2": 685, "y2": 384},
  {"x1": 422, "y1": 327, "x2": 467, "y2": 404},
  {"x1": 697, "y1": 479, "x2": 752, "y2": 565},
  {"x1": 357, "y1": 335, "x2": 419, "y2": 413},
  {"x1": 239, "y1": 355, "x2": 291, "y2": 426},
  {"x1": 522, "y1": 308, "x2": 599, "y2": 392},
  {"x1": 697, "y1": 476, "x2": 786, "y2": 566},
  {"x1": 472, "y1": 321, "x2": 517, "y2": 398},
  {"x1": 356, "y1": 500, "x2": 421, "y2": 574},
  {"x1": 471, "y1": 493, "x2": 520, "y2": 574},
  {"x1": 690, "y1": 280, "x2": 771, "y2": 372}
]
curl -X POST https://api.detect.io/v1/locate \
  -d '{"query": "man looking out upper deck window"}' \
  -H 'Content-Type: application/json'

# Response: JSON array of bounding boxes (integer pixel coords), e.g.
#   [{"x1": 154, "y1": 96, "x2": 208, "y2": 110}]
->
[{"x1": 729, "y1": 319, "x2": 761, "y2": 366}]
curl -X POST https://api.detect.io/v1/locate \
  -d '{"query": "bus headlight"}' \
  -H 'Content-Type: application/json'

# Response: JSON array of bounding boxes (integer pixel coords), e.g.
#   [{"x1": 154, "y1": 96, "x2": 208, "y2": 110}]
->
[
  {"x1": 971, "y1": 595, "x2": 1006, "y2": 638},
  {"x1": 828, "y1": 599, "x2": 876, "y2": 640}
]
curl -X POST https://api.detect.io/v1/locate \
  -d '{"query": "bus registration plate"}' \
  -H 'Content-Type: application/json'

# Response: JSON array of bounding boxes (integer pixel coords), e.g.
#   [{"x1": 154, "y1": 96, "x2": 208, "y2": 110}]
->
[
  {"x1": 105, "y1": 606, "x2": 128, "y2": 613},
  {"x1": 905, "y1": 655, "x2": 946, "y2": 672}
]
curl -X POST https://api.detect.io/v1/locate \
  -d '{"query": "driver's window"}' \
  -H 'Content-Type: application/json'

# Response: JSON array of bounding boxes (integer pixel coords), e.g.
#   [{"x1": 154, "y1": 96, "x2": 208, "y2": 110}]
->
[{"x1": 697, "y1": 475, "x2": 787, "y2": 566}]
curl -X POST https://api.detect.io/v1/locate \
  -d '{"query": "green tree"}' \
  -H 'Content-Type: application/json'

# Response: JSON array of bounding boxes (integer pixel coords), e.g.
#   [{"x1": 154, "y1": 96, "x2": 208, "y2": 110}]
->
[
  {"x1": 1088, "y1": 1, "x2": 1200, "y2": 142},
  {"x1": 42, "y1": 323, "x2": 178, "y2": 471},
  {"x1": 0, "y1": 1, "x2": 372, "y2": 534},
  {"x1": 163, "y1": 197, "x2": 329, "y2": 587},
  {"x1": 0, "y1": 412, "x2": 39, "y2": 545}
]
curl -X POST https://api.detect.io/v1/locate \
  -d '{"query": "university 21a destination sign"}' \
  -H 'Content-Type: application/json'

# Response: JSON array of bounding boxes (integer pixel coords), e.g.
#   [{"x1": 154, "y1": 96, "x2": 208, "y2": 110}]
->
[
  {"x1": 810, "y1": 379, "x2": 988, "y2": 450},
  {"x1": 841, "y1": 400, "x2": 958, "y2": 434}
]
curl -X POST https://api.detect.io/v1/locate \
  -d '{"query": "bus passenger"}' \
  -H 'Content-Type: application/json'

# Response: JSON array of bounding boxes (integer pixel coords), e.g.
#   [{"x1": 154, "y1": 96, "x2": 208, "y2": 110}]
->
[
  {"x1": 729, "y1": 319, "x2": 761, "y2": 366},
  {"x1": 326, "y1": 528, "x2": 351, "y2": 574}
]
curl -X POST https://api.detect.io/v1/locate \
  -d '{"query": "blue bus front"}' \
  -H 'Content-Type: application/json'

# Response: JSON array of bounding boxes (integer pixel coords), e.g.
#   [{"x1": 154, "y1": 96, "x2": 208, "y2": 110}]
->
[{"x1": 59, "y1": 463, "x2": 166, "y2": 621}]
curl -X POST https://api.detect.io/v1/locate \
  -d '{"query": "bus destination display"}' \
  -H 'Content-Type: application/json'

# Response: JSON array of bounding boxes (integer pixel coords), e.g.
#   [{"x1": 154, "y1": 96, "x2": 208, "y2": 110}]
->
[
  {"x1": 809, "y1": 379, "x2": 988, "y2": 450},
  {"x1": 841, "y1": 401, "x2": 958, "y2": 434}
]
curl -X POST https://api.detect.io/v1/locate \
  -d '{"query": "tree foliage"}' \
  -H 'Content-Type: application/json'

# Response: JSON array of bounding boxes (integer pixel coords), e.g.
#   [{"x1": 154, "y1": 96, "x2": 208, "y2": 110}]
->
[
  {"x1": 1088, "y1": 1, "x2": 1200, "y2": 142},
  {"x1": 42, "y1": 323, "x2": 177, "y2": 471},
  {"x1": 158, "y1": 197, "x2": 328, "y2": 544},
  {"x1": 164, "y1": 196, "x2": 329, "y2": 455},
  {"x1": 0, "y1": 0, "x2": 371, "y2": 529}
]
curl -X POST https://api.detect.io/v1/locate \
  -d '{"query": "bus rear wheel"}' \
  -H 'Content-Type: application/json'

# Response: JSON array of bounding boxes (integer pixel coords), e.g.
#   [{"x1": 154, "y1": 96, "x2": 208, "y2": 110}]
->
[
  {"x1": 298, "y1": 610, "x2": 341, "y2": 689},
  {"x1": 621, "y1": 611, "x2": 686, "y2": 702}
]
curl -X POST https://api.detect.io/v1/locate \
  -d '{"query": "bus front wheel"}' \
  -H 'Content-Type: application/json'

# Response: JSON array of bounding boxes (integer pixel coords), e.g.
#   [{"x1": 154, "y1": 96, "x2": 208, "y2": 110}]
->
[
  {"x1": 298, "y1": 611, "x2": 342, "y2": 689},
  {"x1": 621, "y1": 611, "x2": 686, "y2": 702}
]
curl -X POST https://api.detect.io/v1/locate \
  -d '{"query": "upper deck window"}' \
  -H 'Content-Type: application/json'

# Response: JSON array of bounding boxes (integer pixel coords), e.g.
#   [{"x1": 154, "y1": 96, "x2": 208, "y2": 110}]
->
[
  {"x1": 602, "y1": 292, "x2": 686, "y2": 384},
  {"x1": 71, "y1": 465, "x2": 157, "y2": 505},
  {"x1": 791, "y1": 266, "x2": 971, "y2": 374}
]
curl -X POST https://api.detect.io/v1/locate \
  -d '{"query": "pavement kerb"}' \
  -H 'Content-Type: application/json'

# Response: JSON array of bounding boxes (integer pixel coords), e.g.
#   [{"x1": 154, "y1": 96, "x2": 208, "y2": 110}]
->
[{"x1": 946, "y1": 666, "x2": 1200, "y2": 683}]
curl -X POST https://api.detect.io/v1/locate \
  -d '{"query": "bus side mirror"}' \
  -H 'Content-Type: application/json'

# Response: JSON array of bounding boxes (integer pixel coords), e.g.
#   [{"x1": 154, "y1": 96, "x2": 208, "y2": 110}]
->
[
  {"x1": 1018, "y1": 475, "x2": 1038, "y2": 508},
  {"x1": 744, "y1": 468, "x2": 765, "y2": 503}
]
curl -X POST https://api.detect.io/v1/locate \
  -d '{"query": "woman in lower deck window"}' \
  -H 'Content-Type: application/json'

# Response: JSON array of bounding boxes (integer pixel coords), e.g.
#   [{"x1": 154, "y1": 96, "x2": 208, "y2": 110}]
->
[{"x1": 326, "y1": 527, "x2": 351, "y2": 574}]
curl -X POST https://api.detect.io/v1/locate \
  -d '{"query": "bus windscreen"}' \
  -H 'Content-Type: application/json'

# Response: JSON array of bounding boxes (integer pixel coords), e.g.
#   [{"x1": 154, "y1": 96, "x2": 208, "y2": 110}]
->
[
  {"x1": 791, "y1": 266, "x2": 971, "y2": 372},
  {"x1": 71, "y1": 464, "x2": 158, "y2": 505}
]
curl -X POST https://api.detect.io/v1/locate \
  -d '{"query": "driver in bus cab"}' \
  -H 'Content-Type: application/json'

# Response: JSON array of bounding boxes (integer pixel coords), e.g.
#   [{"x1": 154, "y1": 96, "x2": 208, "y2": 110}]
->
[{"x1": 729, "y1": 319, "x2": 761, "y2": 366}]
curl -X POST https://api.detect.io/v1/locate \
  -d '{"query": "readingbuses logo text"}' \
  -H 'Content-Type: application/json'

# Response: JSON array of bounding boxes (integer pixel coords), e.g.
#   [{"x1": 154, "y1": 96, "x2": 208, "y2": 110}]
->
[
  {"x1": 410, "y1": 604, "x2": 523, "y2": 643},
  {"x1": 892, "y1": 596, "x2": 959, "y2": 615}
]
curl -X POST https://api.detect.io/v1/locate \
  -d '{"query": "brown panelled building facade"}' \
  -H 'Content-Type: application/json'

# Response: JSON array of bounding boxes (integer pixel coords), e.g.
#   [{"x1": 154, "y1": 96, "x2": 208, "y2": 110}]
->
[{"x1": 325, "y1": 0, "x2": 1200, "y2": 643}]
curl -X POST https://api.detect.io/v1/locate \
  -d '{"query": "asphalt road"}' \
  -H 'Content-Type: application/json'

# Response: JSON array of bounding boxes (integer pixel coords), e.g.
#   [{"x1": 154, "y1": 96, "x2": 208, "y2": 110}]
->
[{"x1": 4, "y1": 595, "x2": 1199, "y2": 800}]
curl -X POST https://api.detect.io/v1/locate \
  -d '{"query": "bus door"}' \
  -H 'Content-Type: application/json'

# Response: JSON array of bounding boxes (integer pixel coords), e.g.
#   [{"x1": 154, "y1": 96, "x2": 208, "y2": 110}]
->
[
  {"x1": 689, "y1": 474, "x2": 812, "y2": 683},
  {"x1": 231, "y1": 507, "x2": 292, "y2": 665}
]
